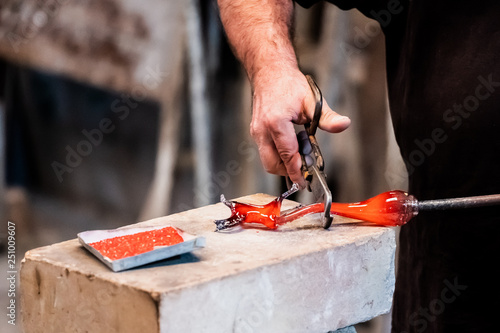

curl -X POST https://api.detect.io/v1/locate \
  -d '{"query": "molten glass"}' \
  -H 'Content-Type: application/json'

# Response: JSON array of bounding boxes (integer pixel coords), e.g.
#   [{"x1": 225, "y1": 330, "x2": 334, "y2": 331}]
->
[
  {"x1": 214, "y1": 188, "x2": 419, "y2": 231},
  {"x1": 214, "y1": 184, "x2": 299, "y2": 231},
  {"x1": 277, "y1": 190, "x2": 418, "y2": 227}
]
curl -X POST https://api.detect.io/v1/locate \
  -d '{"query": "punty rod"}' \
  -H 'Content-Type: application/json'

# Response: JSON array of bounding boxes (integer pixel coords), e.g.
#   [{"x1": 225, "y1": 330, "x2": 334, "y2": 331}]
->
[{"x1": 418, "y1": 194, "x2": 500, "y2": 211}]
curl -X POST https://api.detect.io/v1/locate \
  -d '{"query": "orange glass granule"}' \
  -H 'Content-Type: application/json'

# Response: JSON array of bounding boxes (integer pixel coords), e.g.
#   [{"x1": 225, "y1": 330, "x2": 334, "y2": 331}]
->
[{"x1": 89, "y1": 226, "x2": 184, "y2": 260}]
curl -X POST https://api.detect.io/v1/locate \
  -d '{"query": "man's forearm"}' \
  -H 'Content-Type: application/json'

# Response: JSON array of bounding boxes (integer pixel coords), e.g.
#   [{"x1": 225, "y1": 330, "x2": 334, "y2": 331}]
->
[
  {"x1": 217, "y1": 0, "x2": 350, "y2": 185},
  {"x1": 217, "y1": 0, "x2": 298, "y2": 83}
]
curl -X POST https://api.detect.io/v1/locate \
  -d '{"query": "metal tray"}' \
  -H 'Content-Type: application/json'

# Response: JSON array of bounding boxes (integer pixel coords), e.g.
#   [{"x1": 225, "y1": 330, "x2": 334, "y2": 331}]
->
[{"x1": 78, "y1": 225, "x2": 206, "y2": 272}]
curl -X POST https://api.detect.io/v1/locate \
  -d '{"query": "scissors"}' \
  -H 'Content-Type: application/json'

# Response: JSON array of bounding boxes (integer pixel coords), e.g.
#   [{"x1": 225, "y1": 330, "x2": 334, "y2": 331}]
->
[{"x1": 287, "y1": 75, "x2": 333, "y2": 229}]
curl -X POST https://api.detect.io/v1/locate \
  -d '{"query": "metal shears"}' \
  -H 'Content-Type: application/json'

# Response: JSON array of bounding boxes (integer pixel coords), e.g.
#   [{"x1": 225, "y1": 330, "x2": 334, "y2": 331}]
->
[{"x1": 288, "y1": 75, "x2": 333, "y2": 229}]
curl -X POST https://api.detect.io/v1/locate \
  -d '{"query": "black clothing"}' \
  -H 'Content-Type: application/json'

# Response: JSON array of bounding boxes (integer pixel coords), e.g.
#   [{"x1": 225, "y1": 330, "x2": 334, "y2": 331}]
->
[{"x1": 297, "y1": 1, "x2": 500, "y2": 332}]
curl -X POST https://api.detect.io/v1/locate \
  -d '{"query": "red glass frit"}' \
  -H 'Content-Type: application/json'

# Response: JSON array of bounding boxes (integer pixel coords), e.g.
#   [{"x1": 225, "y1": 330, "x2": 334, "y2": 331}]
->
[{"x1": 89, "y1": 226, "x2": 184, "y2": 260}]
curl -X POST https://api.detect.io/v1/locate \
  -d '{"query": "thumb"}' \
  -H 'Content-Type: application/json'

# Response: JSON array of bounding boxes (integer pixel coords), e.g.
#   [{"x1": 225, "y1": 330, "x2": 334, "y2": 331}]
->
[
  {"x1": 302, "y1": 84, "x2": 351, "y2": 133},
  {"x1": 317, "y1": 98, "x2": 351, "y2": 133}
]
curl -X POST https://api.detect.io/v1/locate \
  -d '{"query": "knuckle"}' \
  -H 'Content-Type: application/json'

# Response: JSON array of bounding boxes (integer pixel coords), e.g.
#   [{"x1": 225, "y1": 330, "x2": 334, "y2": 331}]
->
[
  {"x1": 279, "y1": 150, "x2": 295, "y2": 165},
  {"x1": 251, "y1": 112, "x2": 283, "y2": 138},
  {"x1": 263, "y1": 163, "x2": 276, "y2": 174},
  {"x1": 249, "y1": 122, "x2": 257, "y2": 138},
  {"x1": 250, "y1": 119, "x2": 264, "y2": 139},
  {"x1": 265, "y1": 112, "x2": 284, "y2": 127}
]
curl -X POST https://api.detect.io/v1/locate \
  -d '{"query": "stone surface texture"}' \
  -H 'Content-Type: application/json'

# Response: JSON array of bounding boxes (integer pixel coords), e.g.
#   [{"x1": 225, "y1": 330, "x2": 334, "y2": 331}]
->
[{"x1": 21, "y1": 194, "x2": 395, "y2": 333}]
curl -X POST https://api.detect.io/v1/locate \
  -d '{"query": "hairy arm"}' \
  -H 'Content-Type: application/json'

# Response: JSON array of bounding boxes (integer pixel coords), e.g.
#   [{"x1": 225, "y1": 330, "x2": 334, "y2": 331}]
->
[
  {"x1": 218, "y1": 0, "x2": 297, "y2": 81},
  {"x1": 218, "y1": 0, "x2": 351, "y2": 187}
]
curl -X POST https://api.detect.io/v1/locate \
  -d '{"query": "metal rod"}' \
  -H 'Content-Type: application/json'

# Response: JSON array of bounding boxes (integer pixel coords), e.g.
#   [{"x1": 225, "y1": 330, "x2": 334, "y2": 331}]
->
[{"x1": 418, "y1": 194, "x2": 500, "y2": 211}]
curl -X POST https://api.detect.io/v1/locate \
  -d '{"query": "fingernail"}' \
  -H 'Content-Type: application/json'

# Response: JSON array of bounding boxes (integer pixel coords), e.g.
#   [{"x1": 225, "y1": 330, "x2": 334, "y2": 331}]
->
[{"x1": 338, "y1": 116, "x2": 351, "y2": 125}]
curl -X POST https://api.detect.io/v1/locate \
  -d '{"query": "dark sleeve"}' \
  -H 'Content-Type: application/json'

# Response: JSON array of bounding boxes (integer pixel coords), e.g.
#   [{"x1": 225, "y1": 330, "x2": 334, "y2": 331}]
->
[
  {"x1": 295, "y1": 0, "x2": 358, "y2": 11},
  {"x1": 295, "y1": 0, "x2": 400, "y2": 25}
]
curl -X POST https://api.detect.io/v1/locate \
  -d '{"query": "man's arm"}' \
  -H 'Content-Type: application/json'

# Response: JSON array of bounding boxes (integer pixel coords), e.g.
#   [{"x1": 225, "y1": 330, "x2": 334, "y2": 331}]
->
[{"x1": 218, "y1": 0, "x2": 351, "y2": 187}]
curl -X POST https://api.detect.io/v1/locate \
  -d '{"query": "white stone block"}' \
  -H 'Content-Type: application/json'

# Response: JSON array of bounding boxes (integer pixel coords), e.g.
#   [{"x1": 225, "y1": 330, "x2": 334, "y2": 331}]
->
[{"x1": 21, "y1": 194, "x2": 395, "y2": 333}]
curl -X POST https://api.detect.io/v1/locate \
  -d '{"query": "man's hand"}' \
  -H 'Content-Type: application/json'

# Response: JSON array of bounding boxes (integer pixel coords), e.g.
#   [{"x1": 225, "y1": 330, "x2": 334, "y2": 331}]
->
[
  {"x1": 218, "y1": 0, "x2": 350, "y2": 187},
  {"x1": 251, "y1": 67, "x2": 350, "y2": 187}
]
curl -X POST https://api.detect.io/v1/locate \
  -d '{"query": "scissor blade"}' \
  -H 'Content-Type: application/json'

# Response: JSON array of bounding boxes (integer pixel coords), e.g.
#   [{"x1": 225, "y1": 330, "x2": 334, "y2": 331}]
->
[{"x1": 308, "y1": 165, "x2": 333, "y2": 229}]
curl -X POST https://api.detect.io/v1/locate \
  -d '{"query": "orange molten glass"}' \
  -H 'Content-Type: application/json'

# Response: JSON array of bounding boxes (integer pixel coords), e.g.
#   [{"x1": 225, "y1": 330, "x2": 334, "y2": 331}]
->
[
  {"x1": 214, "y1": 195, "x2": 285, "y2": 231},
  {"x1": 277, "y1": 190, "x2": 418, "y2": 227},
  {"x1": 214, "y1": 184, "x2": 299, "y2": 231},
  {"x1": 214, "y1": 189, "x2": 418, "y2": 231}
]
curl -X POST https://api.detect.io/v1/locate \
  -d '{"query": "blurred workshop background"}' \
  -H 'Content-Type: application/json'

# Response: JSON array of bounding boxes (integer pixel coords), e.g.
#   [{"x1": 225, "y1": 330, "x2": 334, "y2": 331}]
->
[{"x1": 0, "y1": 1, "x2": 407, "y2": 332}]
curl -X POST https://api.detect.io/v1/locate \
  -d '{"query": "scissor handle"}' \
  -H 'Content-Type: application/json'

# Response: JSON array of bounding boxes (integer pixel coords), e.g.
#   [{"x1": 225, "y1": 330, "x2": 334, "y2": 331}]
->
[
  {"x1": 303, "y1": 75, "x2": 325, "y2": 171},
  {"x1": 304, "y1": 75, "x2": 323, "y2": 136}
]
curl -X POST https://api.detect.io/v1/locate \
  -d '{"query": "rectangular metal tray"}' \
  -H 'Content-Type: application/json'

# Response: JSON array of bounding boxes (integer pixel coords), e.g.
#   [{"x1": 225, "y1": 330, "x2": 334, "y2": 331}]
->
[{"x1": 78, "y1": 225, "x2": 206, "y2": 272}]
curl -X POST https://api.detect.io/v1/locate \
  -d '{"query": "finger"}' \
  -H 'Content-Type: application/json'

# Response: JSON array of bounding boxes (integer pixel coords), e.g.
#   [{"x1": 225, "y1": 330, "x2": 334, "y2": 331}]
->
[
  {"x1": 269, "y1": 121, "x2": 306, "y2": 188},
  {"x1": 251, "y1": 126, "x2": 288, "y2": 176},
  {"x1": 318, "y1": 100, "x2": 351, "y2": 133},
  {"x1": 302, "y1": 90, "x2": 351, "y2": 133},
  {"x1": 258, "y1": 139, "x2": 288, "y2": 176}
]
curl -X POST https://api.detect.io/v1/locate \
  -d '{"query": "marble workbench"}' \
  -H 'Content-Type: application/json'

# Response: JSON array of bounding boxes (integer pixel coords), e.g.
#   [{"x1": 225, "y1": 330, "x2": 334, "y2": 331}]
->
[{"x1": 20, "y1": 193, "x2": 396, "y2": 333}]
